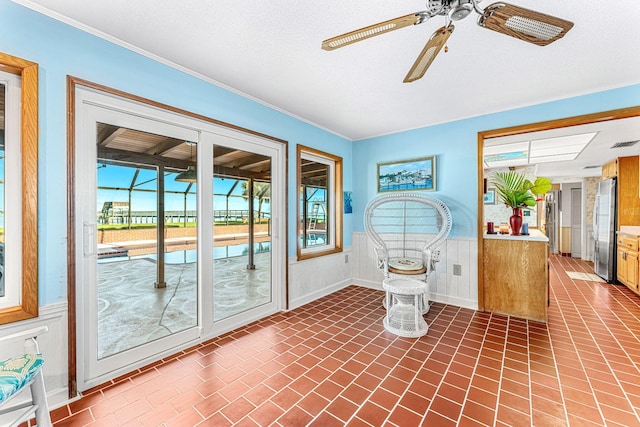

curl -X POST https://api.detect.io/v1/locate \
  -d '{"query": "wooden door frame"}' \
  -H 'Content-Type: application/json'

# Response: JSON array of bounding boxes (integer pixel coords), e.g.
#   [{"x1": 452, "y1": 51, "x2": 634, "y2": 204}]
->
[
  {"x1": 67, "y1": 76, "x2": 289, "y2": 397},
  {"x1": 477, "y1": 106, "x2": 640, "y2": 311}
]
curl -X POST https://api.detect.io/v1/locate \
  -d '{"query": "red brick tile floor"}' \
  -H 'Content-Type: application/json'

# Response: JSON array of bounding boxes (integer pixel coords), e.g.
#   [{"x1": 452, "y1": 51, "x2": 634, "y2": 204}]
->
[{"x1": 45, "y1": 255, "x2": 640, "y2": 426}]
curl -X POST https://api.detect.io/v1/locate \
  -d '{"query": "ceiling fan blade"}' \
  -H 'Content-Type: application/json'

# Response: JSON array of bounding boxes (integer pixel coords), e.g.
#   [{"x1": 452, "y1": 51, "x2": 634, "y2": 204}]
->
[
  {"x1": 403, "y1": 25, "x2": 454, "y2": 83},
  {"x1": 322, "y1": 13, "x2": 422, "y2": 51},
  {"x1": 478, "y1": 3, "x2": 573, "y2": 46}
]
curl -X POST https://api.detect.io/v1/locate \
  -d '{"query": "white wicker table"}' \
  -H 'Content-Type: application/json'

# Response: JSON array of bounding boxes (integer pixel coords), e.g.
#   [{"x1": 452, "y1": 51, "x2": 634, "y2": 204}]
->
[{"x1": 382, "y1": 278, "x2": 428, "y2": 338}]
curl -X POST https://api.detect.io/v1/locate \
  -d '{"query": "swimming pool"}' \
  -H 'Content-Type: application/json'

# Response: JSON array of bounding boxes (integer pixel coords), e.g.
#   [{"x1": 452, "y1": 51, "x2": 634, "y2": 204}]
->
[{"x1": 99, "y1": 242, "x2": 271, "y2": 264}]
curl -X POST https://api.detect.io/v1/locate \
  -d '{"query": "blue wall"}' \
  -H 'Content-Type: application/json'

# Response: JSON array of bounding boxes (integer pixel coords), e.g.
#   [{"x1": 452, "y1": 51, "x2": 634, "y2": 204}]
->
[
  {"x1": 1, "y1": 1, "x2": 639, "y2": 307},
  {"x1": 0, "y1": 1, "x2": 353, "y2": 305},
  {"x1": 353, "y1": 85, "x2": 640, "y2": 238}
]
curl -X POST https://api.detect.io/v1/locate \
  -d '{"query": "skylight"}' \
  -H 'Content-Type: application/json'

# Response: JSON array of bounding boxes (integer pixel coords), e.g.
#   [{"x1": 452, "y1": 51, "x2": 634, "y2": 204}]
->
[{"x1": 484, "y1": 132, "x2": 597, "y2": 168}]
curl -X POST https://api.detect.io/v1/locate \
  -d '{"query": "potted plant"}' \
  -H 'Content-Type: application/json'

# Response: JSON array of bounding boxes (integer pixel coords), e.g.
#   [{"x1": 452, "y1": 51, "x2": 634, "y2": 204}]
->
[{"x1": 490, "y1": 170, "x2": 552, "y2": 235}]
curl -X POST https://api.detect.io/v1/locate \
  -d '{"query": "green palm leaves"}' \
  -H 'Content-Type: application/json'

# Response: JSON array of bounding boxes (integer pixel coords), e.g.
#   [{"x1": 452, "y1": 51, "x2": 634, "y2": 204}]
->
[{"x1": 491, "y1": 171, "x2": 552, "y2": 209}]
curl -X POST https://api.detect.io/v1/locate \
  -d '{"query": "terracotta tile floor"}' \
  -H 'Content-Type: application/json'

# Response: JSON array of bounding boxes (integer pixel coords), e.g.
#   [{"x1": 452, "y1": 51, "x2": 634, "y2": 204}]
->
[{"x1": 46, "y1": 255, "x2": 640, "y2": 426}]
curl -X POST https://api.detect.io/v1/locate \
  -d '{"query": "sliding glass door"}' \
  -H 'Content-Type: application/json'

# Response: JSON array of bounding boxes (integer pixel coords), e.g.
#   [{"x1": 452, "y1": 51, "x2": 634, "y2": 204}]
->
[
  {"x1": 212, "y1": 144, "x2": 272, "y2": 322},
  {"x1": 77, "y1": 103, "x2": 201, "y2": 388},
  {"x1": 75, "y1": 87, "x2": 286, "y2": 390}
]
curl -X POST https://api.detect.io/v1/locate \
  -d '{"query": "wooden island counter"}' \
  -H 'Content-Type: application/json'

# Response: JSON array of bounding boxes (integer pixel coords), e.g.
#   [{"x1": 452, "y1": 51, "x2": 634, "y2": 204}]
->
[{"x1": 483, "y1": 230, "x2": 549, "y2": 322}]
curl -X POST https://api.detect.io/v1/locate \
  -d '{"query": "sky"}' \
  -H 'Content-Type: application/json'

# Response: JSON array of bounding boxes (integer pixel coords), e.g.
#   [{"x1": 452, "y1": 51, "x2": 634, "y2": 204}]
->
[
  {"x1": 97, "y1": 164, "x2": 268, "y2": 214},
  {"x1": 379, "y1": 158, "x2": 433, "y2": 176}
]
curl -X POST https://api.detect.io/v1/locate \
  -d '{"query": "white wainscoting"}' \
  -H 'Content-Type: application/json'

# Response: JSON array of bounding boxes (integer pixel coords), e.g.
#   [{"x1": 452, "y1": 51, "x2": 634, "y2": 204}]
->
[
  {"x1": 288, "y1": 248, "x2": 353, "y2": 310},
  {"x1": 350, "y1": 232, "x2": 478, "y2": 310},
  {"x1": 0, "y1": 301, "x2": 70, "y2": 409}
]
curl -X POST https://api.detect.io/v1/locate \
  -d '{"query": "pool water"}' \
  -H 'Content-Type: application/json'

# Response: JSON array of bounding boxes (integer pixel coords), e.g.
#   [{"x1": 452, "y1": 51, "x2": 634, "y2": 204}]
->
[{"x1": 99, "y1": 242, "x2": 271, "y2": 264}]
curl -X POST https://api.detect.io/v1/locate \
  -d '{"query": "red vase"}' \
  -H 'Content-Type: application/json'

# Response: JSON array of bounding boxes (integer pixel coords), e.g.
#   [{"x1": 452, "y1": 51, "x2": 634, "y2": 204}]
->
[{"x1": 510, "y1": 208, "x2": 523, "y2": 235}]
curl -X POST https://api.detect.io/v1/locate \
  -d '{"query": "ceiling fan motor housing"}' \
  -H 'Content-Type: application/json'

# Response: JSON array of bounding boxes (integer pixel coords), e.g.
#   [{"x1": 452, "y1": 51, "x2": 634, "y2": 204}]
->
[
  {"x1": 427, "y1": 0, "x2": 446, "y2": 14},
  {"x1": 428, "y1": 0, "x2": 475, "y2": 20}
]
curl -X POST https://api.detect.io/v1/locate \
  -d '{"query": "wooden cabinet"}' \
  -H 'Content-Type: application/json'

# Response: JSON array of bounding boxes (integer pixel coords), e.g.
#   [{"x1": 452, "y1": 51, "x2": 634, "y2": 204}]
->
[
  {"x1": 617, "y1": 234, "x2": 640, "y2": 291},
  {"x1": 602, "y1": 158, "x2": 618, "y2": 178},
  {"x1": 628, "y1": 251, "x2": 638, "y2": 289},
  {"x1": 611, "y1": 156, "x2": 640, "y2": 228},
  {"x1": 483, "y1": 233, "x2": 548, "y2": 322}
]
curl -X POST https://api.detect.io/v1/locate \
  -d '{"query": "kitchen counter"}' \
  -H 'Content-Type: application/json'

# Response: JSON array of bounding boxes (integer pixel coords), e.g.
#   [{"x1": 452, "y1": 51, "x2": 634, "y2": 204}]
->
[
  {"x1": 618, "y1": 226, "x2": 640, "y2": 236},
  {"x1": 484, "y1": 229, "x2": 549, "y2": 242},
  {"x1": 483, "y1": 229, "x2": 549, "y2": 322}
]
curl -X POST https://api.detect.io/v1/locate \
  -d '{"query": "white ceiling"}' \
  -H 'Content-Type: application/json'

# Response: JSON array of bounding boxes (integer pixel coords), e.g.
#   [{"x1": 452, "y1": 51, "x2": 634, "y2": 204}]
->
[
  {"x1": 11, "y1": 0, "x2": 640, "y2": 180},
  {"x1": 13, "y1": 0, "x2": 640, "y2": 143}
]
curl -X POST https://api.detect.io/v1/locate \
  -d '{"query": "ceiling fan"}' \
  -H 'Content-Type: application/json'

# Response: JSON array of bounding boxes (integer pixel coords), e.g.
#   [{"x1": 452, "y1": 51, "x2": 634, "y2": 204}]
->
[{"x1": 321, "y1": 0, "x2": 573, "y2": 83}]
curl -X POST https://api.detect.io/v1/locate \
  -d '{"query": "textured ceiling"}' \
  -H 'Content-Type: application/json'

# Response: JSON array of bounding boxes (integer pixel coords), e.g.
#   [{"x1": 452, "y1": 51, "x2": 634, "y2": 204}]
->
[{"x1": 13, "y1": 0, "x2": 640, "y2": 142}]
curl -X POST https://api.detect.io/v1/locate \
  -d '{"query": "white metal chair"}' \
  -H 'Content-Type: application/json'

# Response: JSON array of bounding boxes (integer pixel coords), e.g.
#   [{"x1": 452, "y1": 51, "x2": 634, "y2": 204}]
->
[
  {"x1": 364, "y1": 193, "x2": 452, "y2": 318},
  {"x1": 0, "y1": 326, "x2": 52, "y2": 427}
]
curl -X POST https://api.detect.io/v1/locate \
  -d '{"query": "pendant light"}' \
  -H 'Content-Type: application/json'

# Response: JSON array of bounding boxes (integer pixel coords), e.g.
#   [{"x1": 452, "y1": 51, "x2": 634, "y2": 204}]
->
[{"x1": 175, "y1": 141, "x2": 197, "y2": 183}]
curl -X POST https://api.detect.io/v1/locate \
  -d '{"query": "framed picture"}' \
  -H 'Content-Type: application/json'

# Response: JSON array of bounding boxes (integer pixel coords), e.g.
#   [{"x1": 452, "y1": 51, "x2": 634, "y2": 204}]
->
[
  {"x1": 484, "y1": 188, "x2": 496, "y2": 205},
  {"x1": 377, "y1": 156, "x2": 436, "y2": 192},
  {"x1": 344, "y1": 191, "x2": 353, "y2": 214}
]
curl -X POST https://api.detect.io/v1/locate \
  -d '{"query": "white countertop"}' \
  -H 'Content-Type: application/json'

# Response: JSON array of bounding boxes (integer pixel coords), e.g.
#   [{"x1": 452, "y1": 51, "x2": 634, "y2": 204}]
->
[
  {"x1": 484, "y1": 229, "x2": 549, "y2": 242},
  {"x1": 618, "y1": 226, "x2": 640, "y2": 236}
]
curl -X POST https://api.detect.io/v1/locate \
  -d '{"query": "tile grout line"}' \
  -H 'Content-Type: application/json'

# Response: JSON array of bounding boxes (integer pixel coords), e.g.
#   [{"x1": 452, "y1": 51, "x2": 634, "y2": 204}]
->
[
  {"x1": 415, "y1": 306, "x2": 485, "y2": 425},
  {"x1": 340, "y1": 303, "x2": 452, "y2": 426},
  {"x1": 451, "y1": 309, "x2": 497, "y2": 427},
  {"x1": 556, "y1": 261, "x2": 640, "y2": 422},
  {"x1": 535, "y1": 259, "x2": 570, "y2": 426},
  {"x1": 549, "y1": 259, "x2": 610, "y2": 424}
]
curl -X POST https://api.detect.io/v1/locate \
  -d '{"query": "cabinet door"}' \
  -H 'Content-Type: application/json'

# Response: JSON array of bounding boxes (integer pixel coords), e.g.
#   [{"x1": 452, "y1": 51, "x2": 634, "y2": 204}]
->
[
  {"x1": 628, "y1": 251, "x2": 639, "y2": 290},
  {"x1": 618, "y1": 248, "x2": 628, "y2": 284},
  {"x1": 603, "y1": 159, "x2": 618, "y2": 178}
]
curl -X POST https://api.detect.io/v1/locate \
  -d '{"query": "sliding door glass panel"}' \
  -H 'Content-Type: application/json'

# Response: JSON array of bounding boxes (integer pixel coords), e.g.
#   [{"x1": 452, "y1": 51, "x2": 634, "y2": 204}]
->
[
  {"x1": 212, "y1": 144, "x2": 271, "y2": 321},
  {"x1": 96, "y1": 125, "x2": 198, "y2": 359}
]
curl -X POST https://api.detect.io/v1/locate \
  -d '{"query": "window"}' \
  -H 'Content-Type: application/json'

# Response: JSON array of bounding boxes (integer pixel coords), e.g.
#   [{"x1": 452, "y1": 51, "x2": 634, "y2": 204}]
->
[
  {"x1": 297, "y1": 145, "x2": 342, "y2": 260},
  {"x1": 0, "y1": 53, "x2": 38, "y2": 325}
]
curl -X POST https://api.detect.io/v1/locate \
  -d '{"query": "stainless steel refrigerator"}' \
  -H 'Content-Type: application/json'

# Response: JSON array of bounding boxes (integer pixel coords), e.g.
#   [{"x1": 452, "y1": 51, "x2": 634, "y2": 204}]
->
[
  {"x1": 544, "y1": 190, "x2": 559, "y2": 254},
  {"x1": 593, "y1": 177, "x2": 617, "y2": 282}
]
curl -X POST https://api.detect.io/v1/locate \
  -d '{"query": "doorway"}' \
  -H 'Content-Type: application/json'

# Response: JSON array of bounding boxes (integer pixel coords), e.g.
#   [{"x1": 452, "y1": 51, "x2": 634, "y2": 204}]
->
[
  {"x1": 72, "y1": 83, "x2": 286, "y2": 391},
  {"x1": 477, "y1": 106, "x2": 640, "y2": 311}
]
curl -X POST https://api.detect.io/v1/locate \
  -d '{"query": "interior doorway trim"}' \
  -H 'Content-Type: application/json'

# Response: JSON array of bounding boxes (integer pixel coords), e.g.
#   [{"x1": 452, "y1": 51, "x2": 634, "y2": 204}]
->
[
  {"x1": 477, "y1": 106, "x2": 640, "y2": 311},
  {"x1": 66, "y1": 76, "x2": 289, "y2": 397}
]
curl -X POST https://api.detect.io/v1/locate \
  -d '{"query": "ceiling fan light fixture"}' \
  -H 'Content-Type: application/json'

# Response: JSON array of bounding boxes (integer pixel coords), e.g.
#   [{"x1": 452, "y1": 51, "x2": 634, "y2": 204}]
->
[{"x1": 322, "y1": 1, "x2": 573, "y2": 82}]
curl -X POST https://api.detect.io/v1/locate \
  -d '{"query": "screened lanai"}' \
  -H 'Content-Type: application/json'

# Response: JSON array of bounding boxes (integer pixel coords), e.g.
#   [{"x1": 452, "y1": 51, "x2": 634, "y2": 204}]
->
[{"x1": 94, "y1": 123, "x2": 273, "y2": 358}]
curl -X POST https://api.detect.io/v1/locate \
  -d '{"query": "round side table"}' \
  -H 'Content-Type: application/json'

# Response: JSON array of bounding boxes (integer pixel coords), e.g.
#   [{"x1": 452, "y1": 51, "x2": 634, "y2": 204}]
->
[{"x1": 382, "y1": 278, "x2": 429, "y2": 338}]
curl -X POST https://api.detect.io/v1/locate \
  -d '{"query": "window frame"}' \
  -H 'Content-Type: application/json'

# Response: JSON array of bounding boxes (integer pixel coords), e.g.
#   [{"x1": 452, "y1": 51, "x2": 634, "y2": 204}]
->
[
  {"x1": 0, "y1": 52, "x2": 39, "y2": 325},
  {"x1": 296, "y1": 145, "x2": 342, "y2": 261}
]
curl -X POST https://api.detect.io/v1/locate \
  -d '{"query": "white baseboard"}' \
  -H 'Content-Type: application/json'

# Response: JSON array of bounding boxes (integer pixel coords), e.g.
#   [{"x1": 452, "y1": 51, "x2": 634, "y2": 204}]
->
[
  {"x1": 351, "y1": 278, "x2": 383, "y2": 291},
  {"x1": 428, "y1": 292, "x2": 478, "y2": 311},
  {"x1": 288, "y1": 278, "x2": 352, "y2": 310}
]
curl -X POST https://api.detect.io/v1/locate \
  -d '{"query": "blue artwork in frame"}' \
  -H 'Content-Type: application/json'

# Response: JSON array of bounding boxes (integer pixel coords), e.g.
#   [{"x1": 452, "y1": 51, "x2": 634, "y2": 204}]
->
[
  {"x1": 484, "y1": 189, "x2": 496, "y2": 205},
  {"x1": 344, "y1": 191, "x2": 352, "y2": 214},
  {"x1": 377, "y1": 156, "x2": 436, "y2": 192}
]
